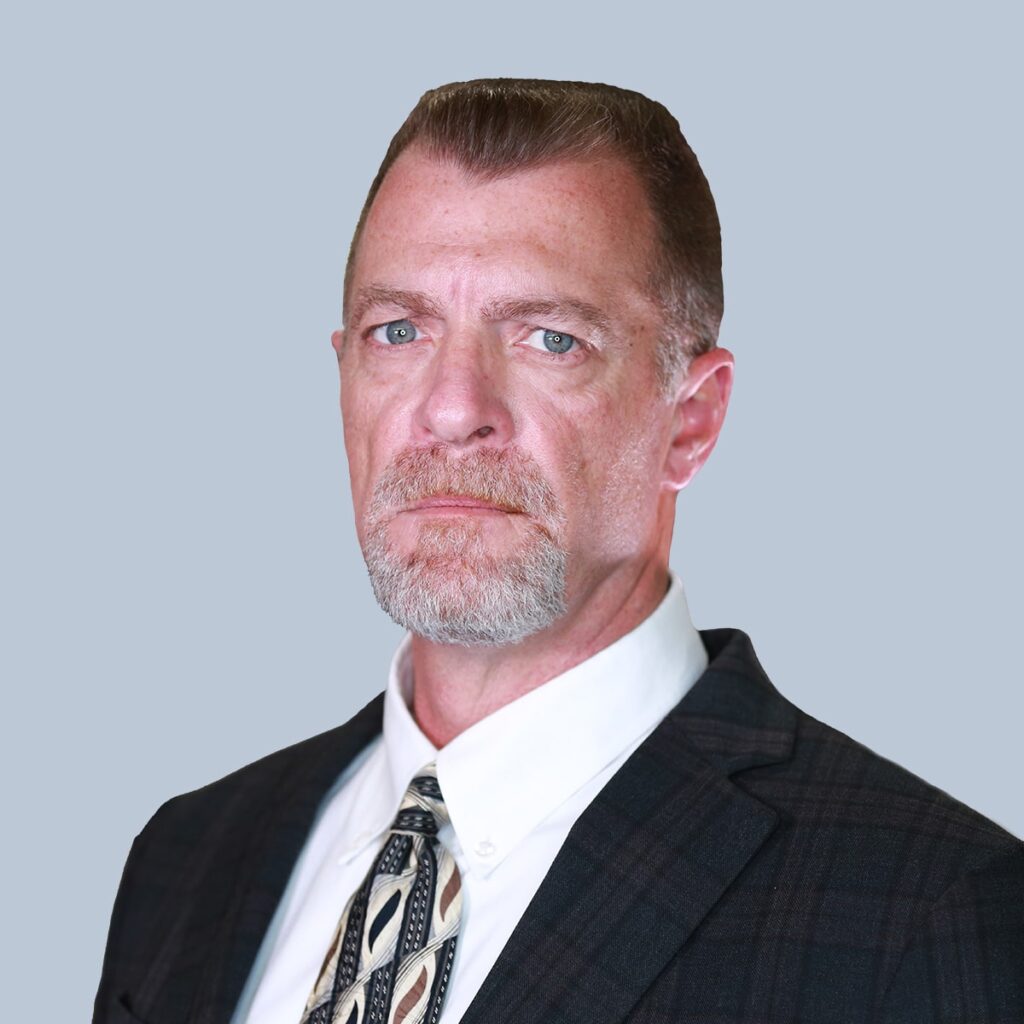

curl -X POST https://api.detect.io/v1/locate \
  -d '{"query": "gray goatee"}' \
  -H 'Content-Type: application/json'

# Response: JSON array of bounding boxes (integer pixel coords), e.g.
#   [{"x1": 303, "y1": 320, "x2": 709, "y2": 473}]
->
[{"x1": 361, "y1": 445, "x2": 567, "y2": 646}]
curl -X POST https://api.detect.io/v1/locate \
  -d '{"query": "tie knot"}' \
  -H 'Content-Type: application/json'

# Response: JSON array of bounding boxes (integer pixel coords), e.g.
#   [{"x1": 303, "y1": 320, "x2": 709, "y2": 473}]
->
[{"x1": 390, "y1": 762, "x2": 450, "y2": 837}]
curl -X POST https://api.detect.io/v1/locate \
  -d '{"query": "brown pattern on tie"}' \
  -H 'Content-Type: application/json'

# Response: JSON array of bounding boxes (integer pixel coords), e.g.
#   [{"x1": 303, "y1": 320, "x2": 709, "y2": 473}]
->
[
  {"x1": 393, "y1": 967, "x2": 428, "y2": 1024},
  {"x1": 439, "y1": 871, "x2": 461, "y2": 923}
]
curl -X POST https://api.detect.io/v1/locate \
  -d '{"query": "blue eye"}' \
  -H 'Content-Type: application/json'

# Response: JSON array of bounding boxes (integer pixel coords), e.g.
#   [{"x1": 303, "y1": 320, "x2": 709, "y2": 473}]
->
[
  {"x1": 525, "y1": 328, "x2": 579, "y2": 354},
  {"x1": 372, "y1": 319, "x2": 420, "y2": 345}
]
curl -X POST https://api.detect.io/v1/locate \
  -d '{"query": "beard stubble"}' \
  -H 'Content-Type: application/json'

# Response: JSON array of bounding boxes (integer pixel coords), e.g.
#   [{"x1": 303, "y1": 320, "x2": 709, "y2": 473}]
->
[{"x1": 361, "y1": 444, "x2": 568, "y2": 646}]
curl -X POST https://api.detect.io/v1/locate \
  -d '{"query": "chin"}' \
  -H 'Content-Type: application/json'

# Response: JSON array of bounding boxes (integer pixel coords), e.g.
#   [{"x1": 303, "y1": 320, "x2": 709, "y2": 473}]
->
[{"x1": 361, "y1": 518, "x2": 568, "y2": 647}]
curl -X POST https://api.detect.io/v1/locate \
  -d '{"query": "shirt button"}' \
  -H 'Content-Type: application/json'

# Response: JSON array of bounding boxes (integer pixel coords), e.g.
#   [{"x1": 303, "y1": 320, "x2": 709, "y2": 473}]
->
[{"x1": 474, "y1": 839, "x2": 497, "y2": 858}]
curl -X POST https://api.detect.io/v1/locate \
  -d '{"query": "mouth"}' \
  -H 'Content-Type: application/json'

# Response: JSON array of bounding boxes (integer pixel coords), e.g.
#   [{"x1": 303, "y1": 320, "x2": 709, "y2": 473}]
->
[{"x1": 403, "y1": 494, "x2": 522, "y2": 515}]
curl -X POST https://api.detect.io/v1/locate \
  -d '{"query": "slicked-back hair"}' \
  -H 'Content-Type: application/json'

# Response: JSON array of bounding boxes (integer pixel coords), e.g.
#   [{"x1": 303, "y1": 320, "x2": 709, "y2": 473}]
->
[{"x1": 344, "y1": 79, "x2": 723, "y2": 390}]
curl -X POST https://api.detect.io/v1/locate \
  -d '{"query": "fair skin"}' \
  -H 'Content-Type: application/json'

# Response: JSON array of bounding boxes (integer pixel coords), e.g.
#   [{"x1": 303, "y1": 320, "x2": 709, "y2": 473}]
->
[{"x1": 335, "y1": 147, "x2": 733, "y2": 747}]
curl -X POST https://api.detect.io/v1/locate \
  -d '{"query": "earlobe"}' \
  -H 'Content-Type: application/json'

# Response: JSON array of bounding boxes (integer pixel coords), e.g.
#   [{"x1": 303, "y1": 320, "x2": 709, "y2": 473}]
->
[{"x1": 663, "y1": 347, "x2": 734, "y2": 492}]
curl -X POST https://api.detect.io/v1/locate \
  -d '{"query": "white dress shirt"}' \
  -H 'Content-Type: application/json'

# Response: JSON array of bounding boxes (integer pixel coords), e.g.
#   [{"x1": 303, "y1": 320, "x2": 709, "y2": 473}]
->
[{"x1": 234, "y1": 575, "x2": 707, "y2": 1024}]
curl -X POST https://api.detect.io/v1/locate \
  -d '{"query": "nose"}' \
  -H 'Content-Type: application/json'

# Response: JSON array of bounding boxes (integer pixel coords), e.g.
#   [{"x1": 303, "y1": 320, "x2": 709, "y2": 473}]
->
[{"x1": 412, "y1": 333, "x2": 514, "y2": 448}]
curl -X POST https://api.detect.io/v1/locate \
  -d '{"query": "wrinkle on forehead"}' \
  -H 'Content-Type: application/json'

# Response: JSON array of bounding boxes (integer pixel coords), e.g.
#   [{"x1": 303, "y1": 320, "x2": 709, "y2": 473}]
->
[
  {"x1": 361, "y1": 151, "x2": 655, "y2": 261},
  {"x1": 346, "y1": 150, "x2": 661, "y2": 338}
]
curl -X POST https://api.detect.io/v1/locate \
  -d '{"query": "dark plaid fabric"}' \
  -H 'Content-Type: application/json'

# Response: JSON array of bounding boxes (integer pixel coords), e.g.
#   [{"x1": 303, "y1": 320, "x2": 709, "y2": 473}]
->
[{"x1": 94, "y1": 629, "x2": 1024, "y2": 1024}]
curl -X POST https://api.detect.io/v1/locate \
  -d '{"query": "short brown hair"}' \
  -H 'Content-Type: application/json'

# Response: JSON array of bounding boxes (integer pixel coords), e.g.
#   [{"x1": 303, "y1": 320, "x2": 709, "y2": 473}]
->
[{"x1": 344, "y1": 79, "x2": 723, "y2": 388}]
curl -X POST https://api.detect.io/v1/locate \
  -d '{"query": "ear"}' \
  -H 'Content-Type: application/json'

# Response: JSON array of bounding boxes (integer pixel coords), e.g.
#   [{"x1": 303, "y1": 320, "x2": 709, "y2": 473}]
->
[
  {"x1": 331, "y1": 329, "x2": 345, "y2": 360},
  {"x1": 663, "y1": 347, "x2": 734, "y2": 492}
]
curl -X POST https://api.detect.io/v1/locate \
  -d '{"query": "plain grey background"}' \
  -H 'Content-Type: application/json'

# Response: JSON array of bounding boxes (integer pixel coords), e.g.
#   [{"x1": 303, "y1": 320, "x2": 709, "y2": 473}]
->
[{"x1": 2, "y1": 1, "x2": 1020, "y2": 1019}]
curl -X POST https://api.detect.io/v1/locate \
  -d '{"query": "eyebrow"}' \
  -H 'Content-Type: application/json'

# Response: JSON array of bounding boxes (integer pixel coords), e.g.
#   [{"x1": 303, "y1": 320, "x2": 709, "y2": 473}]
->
[
  {"x1": 481, "y1": 296, "x2": 614, "y2": 341},
  {"x1": 348, "y1": 285, "x2": 615, "y2": 343},
  {"x1": 346, "y1": 286, "x2": 444, "y2": 329}
]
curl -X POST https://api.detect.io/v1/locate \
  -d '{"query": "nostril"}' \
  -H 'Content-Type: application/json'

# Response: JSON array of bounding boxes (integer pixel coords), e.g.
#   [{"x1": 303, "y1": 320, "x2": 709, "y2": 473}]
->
[{"x1": 474, "y1": 426, "x2": 494, "y2": 438}]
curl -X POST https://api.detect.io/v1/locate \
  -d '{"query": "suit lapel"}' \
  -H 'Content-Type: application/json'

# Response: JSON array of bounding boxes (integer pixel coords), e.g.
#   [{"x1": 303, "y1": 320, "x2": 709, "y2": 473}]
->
[{"x1": 460, "y1": 628, "x2": 796, "y2": 1024}]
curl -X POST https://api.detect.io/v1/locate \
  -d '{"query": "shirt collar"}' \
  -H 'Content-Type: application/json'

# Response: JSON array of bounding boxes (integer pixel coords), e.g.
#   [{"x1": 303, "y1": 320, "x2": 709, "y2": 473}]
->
[{"x1": 381, "y1": 573, "x2": 707, "y2": 875}]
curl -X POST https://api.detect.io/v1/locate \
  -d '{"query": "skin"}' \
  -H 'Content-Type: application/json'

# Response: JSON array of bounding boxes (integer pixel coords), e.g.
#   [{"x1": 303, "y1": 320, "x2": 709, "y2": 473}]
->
[{"x1": 335, "y1": 146, "x2": 733, "y2": 747}]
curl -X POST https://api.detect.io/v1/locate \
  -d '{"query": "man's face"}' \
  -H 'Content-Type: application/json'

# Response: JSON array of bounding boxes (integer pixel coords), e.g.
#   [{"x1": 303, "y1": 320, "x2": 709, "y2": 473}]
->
[{"x1": 338, "y1": 148, "x2": 683, "y2": 645}]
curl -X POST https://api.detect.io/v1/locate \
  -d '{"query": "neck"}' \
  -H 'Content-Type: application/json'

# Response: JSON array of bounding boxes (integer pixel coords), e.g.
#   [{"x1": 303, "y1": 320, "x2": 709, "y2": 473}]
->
[{"x1": 409, "y1": 556, "x2": 672, "y2": 748}]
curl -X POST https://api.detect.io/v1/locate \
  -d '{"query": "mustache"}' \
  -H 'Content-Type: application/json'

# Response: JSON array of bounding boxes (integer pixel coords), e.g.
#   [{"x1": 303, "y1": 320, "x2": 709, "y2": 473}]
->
[{"x1": 367, "y1": 444, "x2": 563, "y2": 525}]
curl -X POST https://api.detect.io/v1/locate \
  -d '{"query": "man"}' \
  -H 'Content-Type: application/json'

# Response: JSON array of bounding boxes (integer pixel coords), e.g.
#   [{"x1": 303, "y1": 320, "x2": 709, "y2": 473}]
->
[{"x1": 95, "y1": 79, "x2": 1023, "y2": 1024}]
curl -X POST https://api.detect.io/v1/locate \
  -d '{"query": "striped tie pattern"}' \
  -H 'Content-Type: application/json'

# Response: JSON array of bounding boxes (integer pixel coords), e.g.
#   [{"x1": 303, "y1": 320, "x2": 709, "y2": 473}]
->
[{"x1": 299, "y1": 764, "x2": 463, "y2": 1024}]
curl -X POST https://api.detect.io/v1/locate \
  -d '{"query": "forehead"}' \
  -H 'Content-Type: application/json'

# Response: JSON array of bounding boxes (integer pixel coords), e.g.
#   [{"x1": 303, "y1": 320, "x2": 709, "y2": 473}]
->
[{"x1": 350, "y1": 148, "x2": 659, "y2": 314}]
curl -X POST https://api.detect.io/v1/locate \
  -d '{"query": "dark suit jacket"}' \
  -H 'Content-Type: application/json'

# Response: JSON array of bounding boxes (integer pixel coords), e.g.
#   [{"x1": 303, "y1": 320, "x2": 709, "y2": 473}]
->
[{"x1": 95, "y1": 628, "x2": 1024, "y2": 1023}]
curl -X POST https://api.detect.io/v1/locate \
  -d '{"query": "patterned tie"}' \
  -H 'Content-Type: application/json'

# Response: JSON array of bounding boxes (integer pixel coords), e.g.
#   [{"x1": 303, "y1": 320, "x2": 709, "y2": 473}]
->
[{"x1": 300, "y1": 763, "x2": 463, "y2": 1024}]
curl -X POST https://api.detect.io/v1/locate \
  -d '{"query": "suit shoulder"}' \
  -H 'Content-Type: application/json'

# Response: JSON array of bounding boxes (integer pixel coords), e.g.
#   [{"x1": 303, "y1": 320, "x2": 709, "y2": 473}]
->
[
  {"x1": 692, "y1": 628, "x2": 1019, "y2": 858},
  {"x1": 770, "y1": 702, "x2": 1021, "y2": 868},
  {"x1": 139, "y1": 692, "x2": 384, "y2": 845}
]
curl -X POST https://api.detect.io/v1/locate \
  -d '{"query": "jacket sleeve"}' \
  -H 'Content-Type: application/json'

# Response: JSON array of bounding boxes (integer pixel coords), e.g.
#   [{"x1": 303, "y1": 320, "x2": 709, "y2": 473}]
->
[
  {"x1": 879, "y1": 847, "x2": 1024, "y2": 1022},
  {"x1": 92, "y1": 804, "x2": 168, "y2": 1024}
]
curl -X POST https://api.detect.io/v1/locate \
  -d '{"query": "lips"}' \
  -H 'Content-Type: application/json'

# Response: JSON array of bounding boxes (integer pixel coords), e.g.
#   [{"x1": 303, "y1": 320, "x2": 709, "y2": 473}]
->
[{"x1": 406, "y1": 495, "x2": 521, "y2": 514}]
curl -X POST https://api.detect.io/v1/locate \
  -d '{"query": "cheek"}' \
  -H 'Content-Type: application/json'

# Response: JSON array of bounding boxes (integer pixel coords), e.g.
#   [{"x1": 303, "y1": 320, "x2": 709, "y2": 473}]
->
[
  {"x1": 522, "y1": 393, "x2": 661, "y2": 525},
  {"x1": 575, "y1": 409, "x2": 667, "y2": 541},
  {"x1": 340, "y1": 385, "x2": 399, "y2": 510},
  {"x1": 602, "y1": 431, "x2": 664, "y2": 515},
  {"x1": 512, "y1": 393, "x2": 591, "y2": 479}
]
